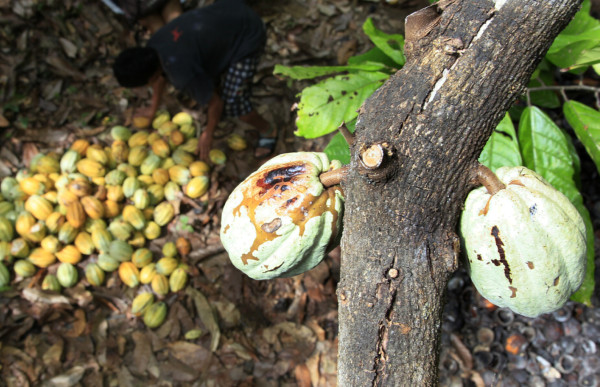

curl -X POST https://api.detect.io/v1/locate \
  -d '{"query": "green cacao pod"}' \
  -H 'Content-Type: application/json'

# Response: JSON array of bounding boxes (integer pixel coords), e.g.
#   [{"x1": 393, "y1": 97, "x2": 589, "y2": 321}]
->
[
  {"x1": 459, "y1": 166, "x2": 587, "y2": 318},
  {"x1": 162, "y1": 242, "x2": 177, "y2": 258},
  {"x1": 0, "y1": 240, "x2": 13, "y2": 263},
  {"x1": 97, "y1": 253, "x2": 120, "y2": 272},
  {"x1": 57, "y1": 262, "x2": 78, "y2": 288},
  {"x1": 85, "y1": 262, "x2": 105, "y2": 286},
  {"x1": 123, "y1": 205, "x2": 146, "y2": 230},
  {"x1": 147, "y1": 184, "x2": 164, "y2": 205},
  {"x1": 0, "y1": 261, "x2": 10, "y2": 287},
  {"x1": 155, "y1": 256, "x2": 178, "y2": 276},
  {"x1": 111, "y1": 125, "x2": 132, "y2": 142},
  {"x1": 58, "y1": 222, "x2": 78, "y2": 244},
  {"x1": 132, "y1": 248, "x2": 153, "y2": 268},
  {"x1": 0, "y1": 216, "x2": 14, "y2": 242},
  {"x1": 226, "y1": 134, "x2": 247, "y2": 151},
  {"x1": 163, "y1": 181, "x2": 180, "y2": 201},
  {"x1": 105, "y1": 169, "x2": 127, "y2": 186},
  {"x1": 141, "y1": 154, "x2": 162, "y2": 176},
  {"x1": 122, "y1": 176, "x2": 141, "y2": 198},
  {"x1": 91, "y1": 228, "x2": 113, "y2": 253},
  {"x1": 108, "y1": 218, "x2": 133, "y2": 241},
  {"x1": 172, "y1": 149, "x2": 194, "y2": 167},
  {"x1": 108, "y1": 239, "x2": 133, "y2": 262},
  {"x1": 128, "y1": 146, "x2": 148, "y2": 167},
  {"x1": 168, "y1": 165, "x2": 190, "y2": 186},
  {"x1": 14, "y1": 259, "x2": 36, "y2": 278},
  {"x1": 209, "y1": 149, "x2": 227, "y2": 165},
  {"x1": 1, "y1": 177, "x2": 25, "y2": 201},
  {"x1": 128, "y1": 131, "x2": 149, "y2": 147},
  {"x1": 60, "y1": 150, "x2": 81, "y2": 174},
  {"x1": 220, "y1": 152, "x2": 344, "y2": 280},
  {"x1": 143, "y1": 301, "x2": 167, "y2": 328},
  {"x1": 42, "y1": 273, "x2": 61, "y2": 292}
]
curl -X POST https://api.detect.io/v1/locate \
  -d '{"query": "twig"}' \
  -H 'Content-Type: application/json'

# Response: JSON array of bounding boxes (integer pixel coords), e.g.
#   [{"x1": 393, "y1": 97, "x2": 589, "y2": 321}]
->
[
  {"x1": 338, "y1": 122, "x2": 354, "y2": 146},
  {"x1": 476, "y1": 164, "x2": 505, "y2": 196},
  {"x1": 320, "y1": 165, "x2": 350, "y2": 187}
]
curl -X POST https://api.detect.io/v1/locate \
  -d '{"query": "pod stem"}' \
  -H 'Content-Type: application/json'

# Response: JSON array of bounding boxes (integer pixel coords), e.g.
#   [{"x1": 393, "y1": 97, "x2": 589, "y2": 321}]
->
[
  {"x1": 320, "y1": 165, "x2": 350, "y2": 187},
  {"x1": 476, "y1": 164, "x2": 506, "y2": 195}
]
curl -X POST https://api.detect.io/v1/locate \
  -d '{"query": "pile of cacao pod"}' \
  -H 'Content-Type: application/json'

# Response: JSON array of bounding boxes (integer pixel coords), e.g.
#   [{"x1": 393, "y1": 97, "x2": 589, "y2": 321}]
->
[{"x1": 0, "y1": 110, "x2": 244, "y2": 327}]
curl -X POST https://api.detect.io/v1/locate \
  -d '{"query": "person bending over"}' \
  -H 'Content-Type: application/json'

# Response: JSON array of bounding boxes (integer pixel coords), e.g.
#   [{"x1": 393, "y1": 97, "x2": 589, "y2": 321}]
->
[{"x1": 113, "y1": 0, "x2": 276, "y2": 160}]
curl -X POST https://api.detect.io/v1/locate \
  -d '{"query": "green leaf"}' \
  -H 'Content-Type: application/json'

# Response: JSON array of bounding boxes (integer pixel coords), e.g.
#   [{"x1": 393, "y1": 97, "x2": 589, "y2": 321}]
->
[
  {"x1": 564, "y1": 100, "x2": 600, "y2": 174},
  {"x1": 295, "y1": 71, "x2": 388, "y2": 138},
  {"x1": 565, "y1": 45, "x2": 600, "y2": 70},
  {"x1": 478, "y1": 113, "x2": 522, "y2": 171},
  {"x1": 518, "y1": 106, "x2": 595, "y2": 305},
  {"x1": 362, "y1": 18, "x2": 405, "y2": 67},
  {"x1": 273, "y1": 63, "x2": 388, "y2": 81},
  {"x1": 528, "y1": 70, "x2": 561, "y2": 109},
  {"x1": 348, "y1": 47, "x2": 401, "y2": 69},
  {"x1": 324, "y1": 121, "x2": 356, "y2": 165},
  {"x1": 546, "y1": 0, "x2": 600, "y2": 69}
]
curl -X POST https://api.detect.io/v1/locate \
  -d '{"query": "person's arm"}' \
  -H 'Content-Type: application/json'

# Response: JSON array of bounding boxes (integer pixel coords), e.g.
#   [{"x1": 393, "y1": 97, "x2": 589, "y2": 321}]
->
[
  {"x1": 197, "y1": 92, "x2": 224, "y2": 161},
  {"x1": 134, "y1": 72, "x2": 166, "y2": 122}
]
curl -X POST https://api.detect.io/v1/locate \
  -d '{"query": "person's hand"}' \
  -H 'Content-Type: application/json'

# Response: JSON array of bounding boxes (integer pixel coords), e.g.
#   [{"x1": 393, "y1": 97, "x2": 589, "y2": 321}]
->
[{"x1": 196, "y1": 130, "x2": 213, "y2": 162}]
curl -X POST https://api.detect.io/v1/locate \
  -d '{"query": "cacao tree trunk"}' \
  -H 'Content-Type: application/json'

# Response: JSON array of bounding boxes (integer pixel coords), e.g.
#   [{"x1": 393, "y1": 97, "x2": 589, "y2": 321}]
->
[{"x1": 337, "y1": 0, "x2": 581, "y2": 385}]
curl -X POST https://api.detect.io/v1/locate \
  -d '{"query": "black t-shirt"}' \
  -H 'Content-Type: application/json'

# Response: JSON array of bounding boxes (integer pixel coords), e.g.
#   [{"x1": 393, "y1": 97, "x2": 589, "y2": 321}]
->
[{"x1": 147, "y1": 0, "x2": 266, "y2": 104}]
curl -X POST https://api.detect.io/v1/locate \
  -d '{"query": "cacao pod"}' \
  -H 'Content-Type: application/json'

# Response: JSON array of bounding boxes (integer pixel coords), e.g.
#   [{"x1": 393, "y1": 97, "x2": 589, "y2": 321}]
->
[
  {"x1": 68, "y1": 179, "x2": 92, "y2": 197},
  {"x1": 45, "y1": 212, "x2": 65, "y2": 234},
  {"x1": 143, "y1": 221, "x2": 161, "y2": 240},
  {"x1": 25, "y1": 222, "x2": 47, "y2": 243},
  {"x1": 123, "y1": 205, "x2": 146, "y2": 230},
  {"x1": 151, "y1": 273, "x2": 169, "y2": 295},
  {"x1": 128, "y1": 130, "x2": 149, "y2": 147},
  {"x1": 227, "y1": 134, "x2": 247, "y2": 151},
  {"x1": 168, "y1": 165, "x2": 190, "y2": 186},
  {"x1": 460, "y1": 166, "x2": 587, "y2": 318},
  {"x1": 55, "y1": 245, "x2": 82, "y2": 265},
  {"x1": 143, "y1": 301, "x2": 167, "y2": 328},
  {"x1": 0, "y1": 216, "x2": 14, "y2": 242},
  {"x1": 152, "y1": 111, "x2": 171, "y2": 129},
  {"x1": 70, "y1": 139, "x2": 90, "y2": 155},
  {"x1": 140, "y1": 263, "x2": 157, "y2": 284},
  {"x1": 163, "y1": 181, "x2": 180, "y2": 201},
  {"x1": 111, "y1": 140, "x2": 130, "y2": 163},
  {"x1": 91, "y1": 228, "x2": 112, "y2": 252},
  {"x1": 158, "y1": 121, "x2": 178, "y2": 136},
  {"x1": 111, "y1": 125, "x2": 132, "y2": 142},
  {"x1": 20, "y1": 177, "x2": 45, "y2": 196},
  {"x1": 209, "y1": 149, "x2": 227, "y2": 165},
  {"x1": 118, "y1": 261, "x2": 140, "y2": 288},
  {"x1": 0, "y1": 262, "x2": 10, "y2": 287},
  {"x1": 128, "y1": 146, "x2": 148, "y2": 167},
  {"x1": 58, "y1": 222, "x2": 78, "y2": 244},
  {"x1": 40, "y1": 236, "x2": 59, "y2": 254},
  {"x1": 105, "y1": 170, "x2": 127, "y2": 186},
  {"x1": 9, "y1": 238, "x2": 27, "y2": 258},
  {"x1": 81, "y1": 196, "x2": 105, "y2": 219},
  {"x1": 141, "y1": 154, "x2": 162, "y2": 176},
  {"x1": 153, "y1": 202, "x2": 174, "y2": 226},
  {"x1": 176, "y1": 237, "x2": 191, "y2": 256},
  {"x1": 57, "y1": 262, "x2": 78, "y2": 287},
  {"x1": 106, "y1": 185, "x2": 125, "y2": 202},
  {"x1": 85, "y1": 262, "x2": 105, "y2": 286},
  {"x1": 42, "y1": 273, "x2": 61, "y2": 292},
  {"x1": 147, "y1": 184, "x2": 164, "y2": 205},
  {"x1": 86, "y1": 144, "x2": 108, "y2": 165},
  {"x1": 16, "y1": 212, "x2": 35, "y2": 237},
  {"x1": 60, "y1": 150, "x2": 81, "y2": 174},
  {"x1": 189, "y1": 161, "x2": 210, "y2": 177},
  {"x1": 179, "y1": 124, "x2": 196, "y2": 139},
  {"x1": 172, "y1": 149, "x2": 194, "y2": 167},
  {"x1": 132, "y1": 248, "x2": 153, "y2": 268},
  {"x1": 172, "y1": 111, "x2": 193, "y2": 126},
  {"x1": 169, "y1": 267, "x2": 187, "y2": 292},
  {"x1": 184, "y1": 176, "x2": 209, "y2": 199},
  {"x1": 109, "y1": 239, "x2": 133, "y2": 262},
  {"x1": 66, "y1": 200, "x2": 86, "y2": 228},
  {"x1": 131, "y1": 292, "x2": 154, "y2": 316},
  {"x1": 152, "y1": 168, "x2": 170, "y2": 186},
  {"x1": 97, "y1": 253, "x2": 120, "y2": 272},
  {"x1": 151, "y1": 139, "x2": 171, "y2": 158},
  {"x1": 76, "y1": 158, "x2": 106, "y2": 178},
  {"x1": 74, "y1": 231, "x2": 95, "y2": 255},
  {"x1": 132, "y1": 189, "x2": 150, "y2": 210},
  {"x1": 28, "y1": 247, "x2": 56, "y2": 268},
  {"x1": 133, "y1": 116, "x2": 150, "y2": 129},
  {"x1": 103, "y1": 200, "x2": 121, "y2": 218},
  {"x1": 162, "y1": 242, "x2": 177, "y2": 258},
  {"x1": 169, "y1": 130, "x2": 185, "y2": 147},
  {"x1": 220, "y1": 152, "x2": 344, "y2": 280},
  {"x1": 155, "y1": 256, "x2": 178, "y2": 276},
  {"x1": 25, "y1": 195, "x2": 53, "y2": 220},
  {"x1": 14, "y1": 259, "x2": 36, "y2": 278}
]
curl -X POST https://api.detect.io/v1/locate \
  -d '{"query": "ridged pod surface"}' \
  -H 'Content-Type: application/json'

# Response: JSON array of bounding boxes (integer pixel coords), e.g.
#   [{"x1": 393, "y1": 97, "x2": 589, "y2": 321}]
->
[
  {"x1": 460, "y1": 166, "x2": 587, "y2": 318},
  {"x1": 220, "y1": 152, "x2": 344, "y2": 280}
]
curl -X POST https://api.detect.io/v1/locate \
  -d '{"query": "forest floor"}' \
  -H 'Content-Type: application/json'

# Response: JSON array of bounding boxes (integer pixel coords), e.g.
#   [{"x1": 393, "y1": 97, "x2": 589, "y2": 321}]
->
[{"x1": 0, "y1": 0, "x2": 599, "y2": 386}]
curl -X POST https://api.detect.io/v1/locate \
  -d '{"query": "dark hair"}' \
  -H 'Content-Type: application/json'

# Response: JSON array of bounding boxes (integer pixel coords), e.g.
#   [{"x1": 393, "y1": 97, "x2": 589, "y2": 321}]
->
[{"x1": 113, "y1": 47, "x2": 161, "y2": 88}]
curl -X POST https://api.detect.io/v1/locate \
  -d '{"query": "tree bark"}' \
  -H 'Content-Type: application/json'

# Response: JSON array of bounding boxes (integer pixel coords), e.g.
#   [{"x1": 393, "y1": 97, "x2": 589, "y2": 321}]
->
[{"x1": 337, "y1": 1, "x2": 581, "y2": 385}]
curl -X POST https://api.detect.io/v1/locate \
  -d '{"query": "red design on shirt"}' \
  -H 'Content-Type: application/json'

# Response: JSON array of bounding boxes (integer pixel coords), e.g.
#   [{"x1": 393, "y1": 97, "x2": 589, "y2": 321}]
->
[{"x1": 171, "y1": 27, "x2": 182, "y2": 42}]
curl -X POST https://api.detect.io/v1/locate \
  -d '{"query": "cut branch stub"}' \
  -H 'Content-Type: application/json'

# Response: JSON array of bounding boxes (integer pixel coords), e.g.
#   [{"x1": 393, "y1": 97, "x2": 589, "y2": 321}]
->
[
  {"x1": 360, "y1": 143, "x2": 385, "y2": 169},
  {"x1": 320, "y1": 165, "x2": 350, "y2": 187}
]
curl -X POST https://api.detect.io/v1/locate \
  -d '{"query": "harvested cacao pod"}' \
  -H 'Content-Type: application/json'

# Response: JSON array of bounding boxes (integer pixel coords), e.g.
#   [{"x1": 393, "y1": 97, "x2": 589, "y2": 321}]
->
[
  {"x1": 162, "y1": 242, "x2": 177, "y2": 258},
  {"x1": 57, "y1": 262, "x2": 78, "y2": 287},
  {"x1": 140, "y1": 263, "x2": 157, "y2": 284},
  {"x1": 131, "y1": 292, "x2": 154, "y2": 316},
  {"x1": 208, "y1": 149, "x2": 226, "y2": 165},
  {"x1": 172, "y1": 111, "x2": 192, "y2": 126},
  {"x1": 153, "y1": 202, "x2": 174, "y2": 226},
  {"x1": 66, "y1": 200, "x2": 86, "y2": 228},
  {"x1": 176, "y1": 237, "x2": 191, "y2": 256},
  {"x1": 109, "y1": 240, "x2": 133, "y2": 262},
  {"x1": 56, "y1": 245, "x2": 82, "y2": 265},
  {"x1": 143, "y1": 301, "x2": 167, "y2": 328},
  {"x1": 119, "y1": 262, "x2": 140, "y2": 288},
  {"x1": 169, "y1": 267, "x2": 188, "y2": 292},
  {"x1": 460, "y1": 166, "x2": 587, "y2": 318},
  {"x1": 42, "y1": 273, "x2": 61, "y2": 292},
  {"x1": 14, "y1": 259, "x2": 36, "y2": 277},
  {"x1": 184, "y1": 176, "x2": 209, "y2": 199},
  {"x1": 132, "y1": 248, "x2": 153, "y2": 268},
  {"x1": 0, "y1": 262, "x2": 9, "y2": 287},
  {"x1": 151, "y1": 273, "x2": 169, "y2": 295},
  {"x1": 226, "y1": 134, "x2": 247, "y2": 151},
  {"x1": 97, "y1": 253, "x2": 120, "y2": 272},
  {"x1": 221, "y1": 152, "x2": 344, "y2": 280},
  {"x1": 85, "y1": 262, "x2": 105, "y2": 286},
  {"x1": 28, "y1": 247, "x2": 56, "y2": 268},
  {"x1": 155, "y1": 257, "x2": 178, "y2": 276},
  {"x1": 25, "y1": 195, "x2": 53, "y2": 221}
]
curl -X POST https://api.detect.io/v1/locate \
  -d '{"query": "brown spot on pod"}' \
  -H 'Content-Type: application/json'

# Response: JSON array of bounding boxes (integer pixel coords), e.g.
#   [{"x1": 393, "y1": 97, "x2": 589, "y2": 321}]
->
[{"x1": 261, "y1": 218, "x2": 282, "y2": 233}]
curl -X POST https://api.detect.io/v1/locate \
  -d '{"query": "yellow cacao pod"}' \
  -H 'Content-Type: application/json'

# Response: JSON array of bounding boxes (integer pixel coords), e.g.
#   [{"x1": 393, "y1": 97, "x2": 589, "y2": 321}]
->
[
  {"x1": 128, "y1": 146, "x2": 148, "y2": 167},
  {"x1": 25, "y1": 195, "x2": 53, "y2": 221},
  {"x1": 76, "y1": 158, "x2": 106, "y2": 178},
  {"x1": 140, "y1": 263, "x2": 157, "y2": 284},
  {"x1": 153, "y1": 202, "x2": 174, "y2": 226},
  {"x1": 70, "y1": 139, "x2": 90, "y2": 155},
  {"x1": 58, "y1": 189, "x2": 79, "y2": 207},
  {"x1": 169, "y1": 130, "x2": 185, "y2": 147},
  {"x1": 132, "y1": 116, "x2": 150, "y2": 129},
  {"x1": 129, "y1": 231, "x2": 146, "y2": 248},
  {"x1": 111, "y1": 140, "x2": 130, "y2": 163},
  {"x1": 25, "y1": 222, "x2": 47, "y2": 243},
  {"x1": 108, "y1": 218, "x2": 133, "y2": 241},
  {"x1": 168, "y1": 165, "x2": 190, "y2": 186},
  {"x1": 184, "y1": 176, "x2": 209, "y2": 199},
  {"x1": 172, "y1": 111, "x2": 193, "y2": 126},
  {"x1": 40, "y1": 235, "x2": 59, "y2": 253},
  {"x1": 28, "y1": 247, "x2": 56, "y2": 268},
  {"x1": 16, "y1": 212, "x2": 35, "y2": 237},
  {"x1": 106, "y1": 185, "x2": 125, "y2": 202},
  {"x1": 143, "y1": 221, "x2": 161, "y2": 240},
  {"x1": 123, "y1": 205, "x2": 146, "y2": 230},
  {"x1": 152, "y1": 139, "x2": 171, "y2": 158},
  {"x1": 158, "y1": 121, "x2": 178, "y2": 137},
  {"x1": 128, "y1": 131, "x2": 149, "y2": 147},
  {"x1": 122, "y1": 176, "x2": 141, "y2": 199},
  {"x1": 103, "y1": 200, "x2": 121, "y2": 218},
  {"x1": 56, "y1": 244, "x2": 82, "y2": 265},
  {"x1": 118, "y1": 261, "x2": 140, "y2": 288},
  {"x1": 226, "y1": 133, "x2": 247, "y2": 151},
  {"x1": 81, "y1": 196, "x2": 105, "y2": 219},
  {"x1": 152, "y1": 111, "x2": 171, "y2": 129},
  {"x1": 152, "y1": 168, "x2": 170, "y2": 186},
  {"x1": 155, "y1": 256, "x2": 178, "y2": 276},
  {"x1": 66, "y1": 200, "x2": 86, "y2": 228},
  {"x1": 131, "y1": 292, "x2": 154, "y2": 316},
  {"x1": 68, "y1": 179, "x2": 92, "y2": 197},
  {"x1": 189, "y1": 161, "x2": 210, "y2": 177},
  {"x1": 86, "y1": 144, "x2": 108, "y2": 165},
  {"x1": 151, "y1": 274, "x2": 169, "y2": 296},
  {"x1": 46, "y1": 212, "x2": 65, "y2": 235},
  {"x1": 162, "y1": 242, "x2": 177, "y2": 258},
  {"x1": 74, "y1": 231, "x2": 95, "y2": 255},
  {"x1": 132, "y1": 247, "x2": 153, "y2": 268},
  {"x1": 35, "y1": 155, "x2": 60, "y2": 174},
  {"x1": 169, "y1": 267, "x2": 188, "y2": 292},
  {"x1": 20, "y1": 177, "x2": 45, "y2": 196}
]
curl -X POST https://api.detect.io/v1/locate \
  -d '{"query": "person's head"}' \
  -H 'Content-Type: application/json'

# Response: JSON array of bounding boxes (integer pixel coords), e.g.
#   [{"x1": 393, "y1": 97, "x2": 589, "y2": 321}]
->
[{"x1": 113, "y1": 47, "x2": 161, "y2": 87}]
